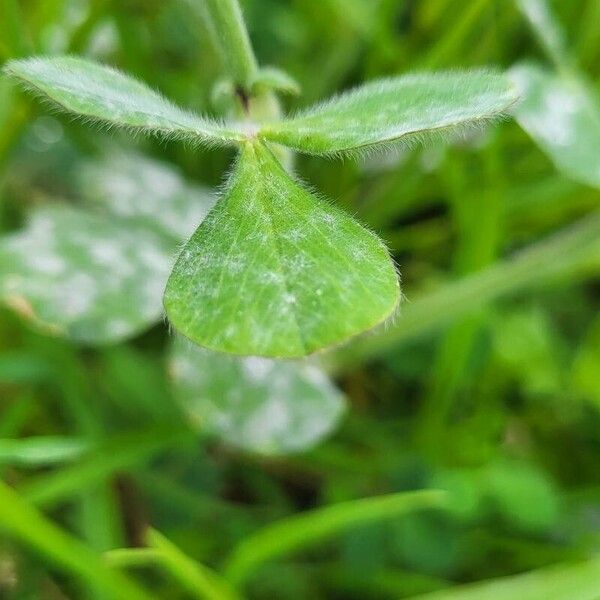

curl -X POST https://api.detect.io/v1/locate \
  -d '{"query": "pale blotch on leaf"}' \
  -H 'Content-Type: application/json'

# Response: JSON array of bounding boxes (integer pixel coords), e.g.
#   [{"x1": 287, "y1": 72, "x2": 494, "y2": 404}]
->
[
  {"x1": 0, "y1": 150, "x2": 220, "y2": 344},
  {"x1": 78, "y1": 150, "x2": 216, "y2": 240},
  {"x1": 0, "y1": 206, "x2": 173, "y2": 344}
]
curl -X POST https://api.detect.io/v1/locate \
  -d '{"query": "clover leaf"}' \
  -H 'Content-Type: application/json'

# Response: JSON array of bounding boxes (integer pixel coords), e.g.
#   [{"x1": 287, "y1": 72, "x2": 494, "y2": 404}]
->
[
  {"x1": 169, "y1": 337, "x2": 345, "y2": 454},
  {"x1": 4, "y1": 56, "x2": 516, "y2": 356}
]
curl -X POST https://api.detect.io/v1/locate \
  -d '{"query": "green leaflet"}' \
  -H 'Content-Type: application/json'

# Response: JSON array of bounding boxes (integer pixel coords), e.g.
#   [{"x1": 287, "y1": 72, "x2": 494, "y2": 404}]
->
[
  {"x1": 0, "y1": 205, "x2": 173, "y2": 344},
  {"x1": 164, "y1": 142, "x2": 399, "y2": 358},
  {"x1": 169, "y1": 338, "x2": 346, "y2": 454},
  {"x1": 3, "y1": 57, "x2": 245, "y2": 146},
  {"x1": 509, "y1": 63, "x2": 600, "y2": 189},
  {"x1": 258, "y1": 70, "x2": 518, "y2": 156}
]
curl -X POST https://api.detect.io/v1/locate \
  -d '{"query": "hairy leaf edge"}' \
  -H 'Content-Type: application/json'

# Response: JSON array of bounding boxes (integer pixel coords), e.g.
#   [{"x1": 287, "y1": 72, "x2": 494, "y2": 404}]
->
[
  {"x1": 258, "y1": 70, "x2": 521, "y2": 158},
  {"x1": 2, "y1": 58, "x2": 248, "y2": 149}
]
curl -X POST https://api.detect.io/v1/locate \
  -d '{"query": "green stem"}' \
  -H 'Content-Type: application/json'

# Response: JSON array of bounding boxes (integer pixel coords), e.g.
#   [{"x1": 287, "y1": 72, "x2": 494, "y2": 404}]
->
[
  {"x1": 202, "y1": 0, "x2": 258, "y2": 91},
  {"x1": 200, "y1": 0, "x2": 288, "y2": 165}
]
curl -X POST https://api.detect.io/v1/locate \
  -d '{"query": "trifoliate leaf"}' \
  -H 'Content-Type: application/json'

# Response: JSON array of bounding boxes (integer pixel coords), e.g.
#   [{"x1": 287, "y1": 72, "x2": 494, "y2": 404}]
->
[
  {"x1": 509, "y1": 62, "x2": 600, "y2": 189},
  {"x1": 169, "y1": 338, "x2": 346, "y2": 454},
  {"x1": 0, "y1": 206, "x2": 173, "y2": 344},
  {"x1": 3, "y1": 57, "x2": 246, "y2": 146},
  {"x1": 78, "y1": 150, "x2": 215, "y2": 240},
  {"x1": 164, "y1": 142, "x2": 399, "y2": 358},
  {"x1": 258, "y1": 70, "x2": 518, "y2": 156}
]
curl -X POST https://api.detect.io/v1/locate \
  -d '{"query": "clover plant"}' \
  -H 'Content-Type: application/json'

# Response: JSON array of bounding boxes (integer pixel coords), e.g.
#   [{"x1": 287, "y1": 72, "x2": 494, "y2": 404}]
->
[{"x1": 2, "y1": 0, "x2": 517, "y2": 359}]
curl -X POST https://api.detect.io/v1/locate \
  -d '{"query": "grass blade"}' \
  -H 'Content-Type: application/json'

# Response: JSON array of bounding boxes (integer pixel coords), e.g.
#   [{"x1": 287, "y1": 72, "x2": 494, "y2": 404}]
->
[
  {"x1": 413, "y1": 556, "x2": 600, "y2": 599},
  {"x1": 223, "y1": 489, "x2": 447, "y2": 586},
  {"x1": 0, "y1": 479, "x2": 153, "y2": 600},
  {"x1": 0, "y1": 436, "x2": 89, "y2": 467},
  {"x1": 19, "y1": 428, "x2": 193, "y2": 508},
  {"x1": 147, "y1": 528, "x2": 241, "y2": 600}
]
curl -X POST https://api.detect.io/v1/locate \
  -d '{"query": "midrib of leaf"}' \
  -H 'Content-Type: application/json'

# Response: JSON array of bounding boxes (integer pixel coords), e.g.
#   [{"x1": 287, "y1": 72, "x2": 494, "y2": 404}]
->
[
  {"x1": 203, "y1": 183, "x2": 258, "y2": 342},
  {"x1": 228, "y1": 143, "x2": 306, "y2": 352},
  {"x1": 254, "y1": 173, "x2": 307, "y2": 352},
  {"x1": 261, "y1": 108, "x2": 515, "y2": 156},
  {"x1": 174, "y1": 145, "x2": 309, "y2": 355}
]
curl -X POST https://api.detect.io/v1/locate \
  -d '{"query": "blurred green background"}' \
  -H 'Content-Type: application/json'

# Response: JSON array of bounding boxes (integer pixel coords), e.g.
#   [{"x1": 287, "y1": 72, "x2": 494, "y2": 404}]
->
[{"x1": 1, "y1": 0, "x2": 599, "y2": 598}]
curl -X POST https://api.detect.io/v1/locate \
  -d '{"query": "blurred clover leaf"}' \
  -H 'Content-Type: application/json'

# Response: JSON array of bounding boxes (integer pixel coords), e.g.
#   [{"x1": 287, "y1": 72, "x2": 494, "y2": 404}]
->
[
  {"x1": 169, "y1": 337, "x2": 345, "y2": 454},
  {"x1": 0, "y1": 151, "x2": 212, "y2": 344},
  {"x1": 3, "y1": 54, "x2": 516, "y2": 357},
  {"x1": 0, "y1": 204, "x2": 174, "y2": 343},
  {"x1": 510, "y1": 64, "x2": 600, "y2": 191},
  {"x1": 511, "y1": 0, "x2": 600, "y2": 190}
]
